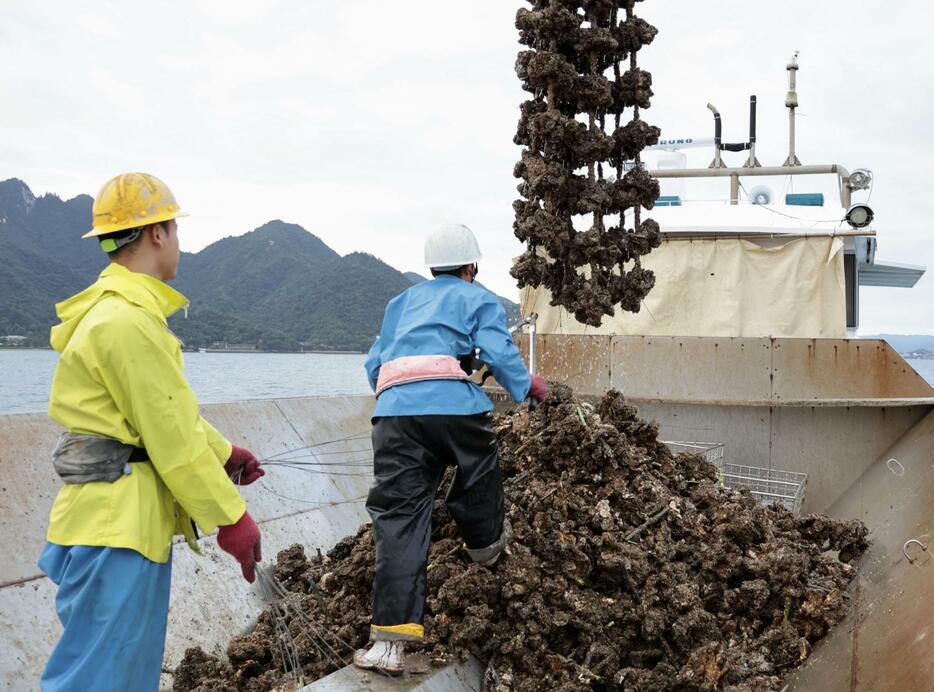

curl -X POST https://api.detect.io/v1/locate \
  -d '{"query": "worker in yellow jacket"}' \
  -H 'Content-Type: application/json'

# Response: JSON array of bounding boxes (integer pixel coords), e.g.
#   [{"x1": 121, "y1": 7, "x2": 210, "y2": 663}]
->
[{"x1": 39, "y1": 172, "x2": 264, "y2": 691}]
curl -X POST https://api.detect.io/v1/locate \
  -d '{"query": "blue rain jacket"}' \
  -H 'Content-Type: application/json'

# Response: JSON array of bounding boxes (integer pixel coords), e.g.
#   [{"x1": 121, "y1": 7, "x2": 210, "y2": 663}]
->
[{"x1": 365, "y1": 275, "x2": 531, "y2": 417}]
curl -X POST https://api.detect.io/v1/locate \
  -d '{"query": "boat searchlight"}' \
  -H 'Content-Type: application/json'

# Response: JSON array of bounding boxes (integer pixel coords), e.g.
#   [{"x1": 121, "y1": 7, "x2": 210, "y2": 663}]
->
[
  {"x1": 845, "y1": 203, "x2": 874, "y2": 229},
  {"x1": 848, "y1": 168, "x2": 873, "y2": 191}
]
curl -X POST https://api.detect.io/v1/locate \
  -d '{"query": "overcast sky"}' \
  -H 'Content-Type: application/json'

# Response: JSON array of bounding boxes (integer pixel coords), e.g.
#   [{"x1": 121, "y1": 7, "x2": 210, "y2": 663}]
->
[{"x1": 1, "y1": 1, "x2": 931, "y2": 334}]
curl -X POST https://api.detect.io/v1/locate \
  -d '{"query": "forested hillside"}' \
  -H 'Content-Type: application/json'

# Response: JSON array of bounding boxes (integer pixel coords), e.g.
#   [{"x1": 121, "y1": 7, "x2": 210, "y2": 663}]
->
[{"x1": 0, "y1": 179, "x2": 519, "y2": 351}]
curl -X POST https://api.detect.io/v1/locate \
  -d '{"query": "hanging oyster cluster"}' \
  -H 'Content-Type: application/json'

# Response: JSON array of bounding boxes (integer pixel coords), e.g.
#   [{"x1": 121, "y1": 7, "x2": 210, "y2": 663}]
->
[{"x1": 511, "y1": 0, "x2": 662, "y2": 326}]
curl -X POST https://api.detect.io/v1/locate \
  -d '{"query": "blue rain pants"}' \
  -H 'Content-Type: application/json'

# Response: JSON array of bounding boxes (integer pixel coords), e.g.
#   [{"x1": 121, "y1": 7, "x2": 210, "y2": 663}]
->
[{"x1": 38, "y1": 542, "x2": 172, "y2": 691}]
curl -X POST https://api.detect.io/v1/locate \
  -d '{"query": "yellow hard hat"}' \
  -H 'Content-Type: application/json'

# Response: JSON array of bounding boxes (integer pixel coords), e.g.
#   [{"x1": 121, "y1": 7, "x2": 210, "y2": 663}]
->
[{"x1": 83, "y1": 172, "x2": 188, "y2": 239}]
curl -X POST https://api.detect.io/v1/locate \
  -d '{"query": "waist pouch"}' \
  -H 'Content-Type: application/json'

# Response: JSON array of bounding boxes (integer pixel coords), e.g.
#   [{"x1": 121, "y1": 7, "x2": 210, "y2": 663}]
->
[{"x1": 52, "y1": 432, "x2": 148, "y2": 485}]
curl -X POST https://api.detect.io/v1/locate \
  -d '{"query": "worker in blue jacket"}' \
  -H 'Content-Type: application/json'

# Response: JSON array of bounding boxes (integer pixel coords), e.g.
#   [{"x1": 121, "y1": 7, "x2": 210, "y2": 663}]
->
[{"x1": 354, "y1": 223, "x2": 548, "y2": 674}]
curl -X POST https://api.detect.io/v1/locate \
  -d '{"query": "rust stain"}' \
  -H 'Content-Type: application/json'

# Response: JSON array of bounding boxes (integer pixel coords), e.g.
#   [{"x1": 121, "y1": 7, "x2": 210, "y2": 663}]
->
[{"x1": 856, "y1": 345, "x2": 894, "y2": 397}]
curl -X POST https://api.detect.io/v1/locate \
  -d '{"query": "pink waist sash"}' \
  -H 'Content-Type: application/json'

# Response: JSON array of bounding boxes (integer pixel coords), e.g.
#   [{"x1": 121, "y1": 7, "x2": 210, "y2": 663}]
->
[{"x1": 375, "y1": 355, "x2": 468, "y2": 396}]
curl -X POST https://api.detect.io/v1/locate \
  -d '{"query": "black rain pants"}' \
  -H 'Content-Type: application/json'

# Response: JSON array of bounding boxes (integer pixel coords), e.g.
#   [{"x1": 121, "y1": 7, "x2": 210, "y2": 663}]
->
[{"x1": 366, "y1": 413, "x2": 504, "y2": 641}]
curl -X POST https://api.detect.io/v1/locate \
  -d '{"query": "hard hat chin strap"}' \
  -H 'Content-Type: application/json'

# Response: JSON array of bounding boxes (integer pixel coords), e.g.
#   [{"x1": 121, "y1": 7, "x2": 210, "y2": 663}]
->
[{"x1": 99, "y1": 226, "x2": 144, "y2": 254}]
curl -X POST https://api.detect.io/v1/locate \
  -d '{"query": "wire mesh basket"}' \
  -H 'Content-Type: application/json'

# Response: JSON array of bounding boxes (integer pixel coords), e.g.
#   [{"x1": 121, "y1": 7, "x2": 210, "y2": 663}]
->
[
  {"x1": 664, "y1": 440, "x2": 725, "y2": 465},
  {"x1": 716, "y1": 462, "x2": 808, "y2": 514},
  {"x1": 664, "y1": 441, "x2": 808, "y2": 515}
]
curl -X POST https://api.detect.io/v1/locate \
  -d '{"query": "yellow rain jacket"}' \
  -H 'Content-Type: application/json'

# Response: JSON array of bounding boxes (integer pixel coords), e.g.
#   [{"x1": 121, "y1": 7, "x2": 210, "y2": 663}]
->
[{"x1": 46, "y1": 263, "x2": 245, "y2": 563}]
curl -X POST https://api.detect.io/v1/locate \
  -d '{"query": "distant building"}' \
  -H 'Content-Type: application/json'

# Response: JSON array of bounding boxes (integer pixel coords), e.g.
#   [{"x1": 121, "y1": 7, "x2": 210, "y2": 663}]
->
[
  {"x1": 299, "y1": 342, "x2": 364, "y2": 354},
  {"x1": 0, "y1": 335, "x2": 27, "y2": 346},
  {"x1": 208, "y1": 342, "x2": 257, "y2": 351}
]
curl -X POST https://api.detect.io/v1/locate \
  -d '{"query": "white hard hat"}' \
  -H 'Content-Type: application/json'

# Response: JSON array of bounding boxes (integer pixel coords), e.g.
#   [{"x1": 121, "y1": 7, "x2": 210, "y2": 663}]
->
[{"x1": 424, "y1": 223, "x2": 482, "y2": 270}]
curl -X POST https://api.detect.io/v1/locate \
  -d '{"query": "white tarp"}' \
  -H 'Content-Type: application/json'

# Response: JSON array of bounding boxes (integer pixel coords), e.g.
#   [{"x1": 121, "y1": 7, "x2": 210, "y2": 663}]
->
[{"x1": 520, "y1": 236, "x2": 846, "y2": 338}]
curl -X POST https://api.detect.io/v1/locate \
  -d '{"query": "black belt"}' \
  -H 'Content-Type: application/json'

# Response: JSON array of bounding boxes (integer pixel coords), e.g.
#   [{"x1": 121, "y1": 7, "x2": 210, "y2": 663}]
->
[{"x1": 125, "y1": 447, "x2": 200, "y2": 539}]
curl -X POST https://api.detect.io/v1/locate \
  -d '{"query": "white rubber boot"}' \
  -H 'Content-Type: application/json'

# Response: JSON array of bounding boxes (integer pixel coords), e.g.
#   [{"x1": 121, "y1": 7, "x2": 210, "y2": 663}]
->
[
  {"x1": 466, "y1": 518, "x2": 512, "y2": 567},
  {"x1": 353, "y1": 640, "x2": 406, "y2": 675}
]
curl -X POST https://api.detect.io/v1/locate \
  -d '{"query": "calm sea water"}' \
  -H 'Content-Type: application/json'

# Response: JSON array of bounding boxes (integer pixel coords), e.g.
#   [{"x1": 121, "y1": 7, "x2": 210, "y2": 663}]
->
[
  {"x1": 0, "y1": 350, "x2": 372, "y2": 415},
  {"x1": 909, "y1": 358, "x2": 934, "y2": 387},
  {"x1": 1, "y1": 350, "x2": 933, "y2": 416}
]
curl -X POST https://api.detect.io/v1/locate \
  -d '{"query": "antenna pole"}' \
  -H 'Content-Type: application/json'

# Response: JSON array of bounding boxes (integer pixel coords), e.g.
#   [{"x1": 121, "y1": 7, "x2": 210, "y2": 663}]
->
[
  {"x1": 744, "y1": 95, "x2": 761, "y2": 168},
  {"x1": 784, "y1": 52, "x2": 802, "y2": 166}
]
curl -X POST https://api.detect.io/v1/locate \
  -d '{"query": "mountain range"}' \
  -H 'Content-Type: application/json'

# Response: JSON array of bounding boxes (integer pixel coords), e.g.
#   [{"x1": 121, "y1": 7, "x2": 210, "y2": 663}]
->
[
  {"x1": 0, "y1": 178, "x2": 519, "y2": 351},
  {"x1": 860, "y1": 335, "x2": 934, "y2": 354}
]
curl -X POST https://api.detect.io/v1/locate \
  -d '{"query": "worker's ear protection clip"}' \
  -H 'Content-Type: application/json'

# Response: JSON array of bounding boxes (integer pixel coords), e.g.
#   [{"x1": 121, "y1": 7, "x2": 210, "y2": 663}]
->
[{"x1": 99, "y1": 227, "x2": 144, "y2": 254}]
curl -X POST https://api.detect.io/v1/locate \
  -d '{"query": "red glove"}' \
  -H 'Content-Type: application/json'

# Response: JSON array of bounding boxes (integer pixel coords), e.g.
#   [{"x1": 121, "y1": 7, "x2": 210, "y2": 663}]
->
[
  {"x1": 225, "y1": 445, "x2": 265, "y2": 485},
  {"x1": 217, "y1": 512, "x2": 262, "y2": 583},
  {"x1": 529, "y1": 374, "x2": 548, "y2": 403}
]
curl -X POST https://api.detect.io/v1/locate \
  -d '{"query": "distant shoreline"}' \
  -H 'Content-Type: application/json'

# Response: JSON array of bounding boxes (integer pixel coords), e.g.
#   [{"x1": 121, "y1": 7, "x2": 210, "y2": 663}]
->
[
  {"x1": 0, "y1": 346, "x2": 365, "y2": 355},
  {"x1": 0, "y1": 345, "x2": 929, "y2": 359},
  {"x1": 189, "y1": 349, "x2": 365, "y2": 355}
]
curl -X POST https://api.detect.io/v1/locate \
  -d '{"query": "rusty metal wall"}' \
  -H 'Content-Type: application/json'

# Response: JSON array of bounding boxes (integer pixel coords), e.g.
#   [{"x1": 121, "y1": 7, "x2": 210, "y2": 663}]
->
[
  {"x1": 611, "y1": 337, "x2": 774, "y2": 402},
  {"x1": 517, "y1": 335, "x2": 934, "y2": 402},
  {"x1": 0, "y1": 395, "x2": 376, "y2": 690},
  {"x1": 769, "y1": 339, "x2": 934, "y2": 401},
  {"x1": 788, "y1": 409, "x2": 934, "y2": 691},
  {"x1": 534, "y1": 334, "x2": 613, "y2": 394}
]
